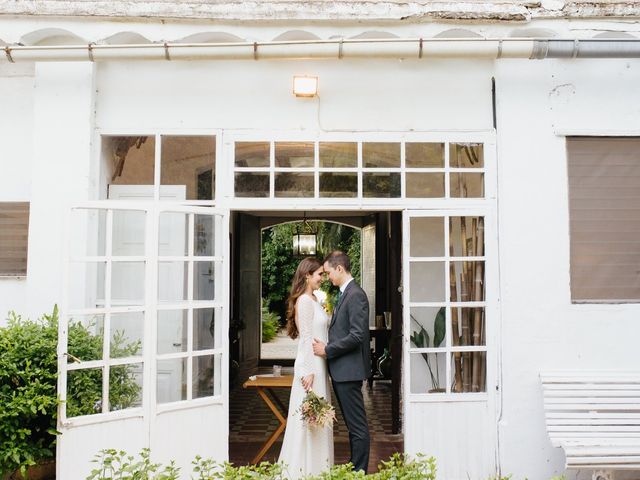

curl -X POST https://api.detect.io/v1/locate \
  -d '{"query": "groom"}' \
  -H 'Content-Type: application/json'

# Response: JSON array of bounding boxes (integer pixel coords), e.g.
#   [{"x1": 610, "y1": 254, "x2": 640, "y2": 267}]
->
[{"x1": 313, "y1": 251, "x2": 371, "y2": 473}]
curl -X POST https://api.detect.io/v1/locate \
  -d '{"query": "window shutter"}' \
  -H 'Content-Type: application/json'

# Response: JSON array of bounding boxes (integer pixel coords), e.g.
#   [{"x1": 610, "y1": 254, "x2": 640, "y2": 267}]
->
[
  {"x1": 567, "y1": 137, "x2": 640, "y2": 302},
  {"x1": 0, "y1": 202, "x2": 30, "y2": 276}
]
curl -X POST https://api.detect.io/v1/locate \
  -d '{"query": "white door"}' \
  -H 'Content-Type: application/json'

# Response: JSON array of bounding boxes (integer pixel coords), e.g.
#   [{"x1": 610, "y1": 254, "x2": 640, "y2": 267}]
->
[
  {"x1": 58, "y1": 202, "x2": 229, "y2": 479},
  {"x1": 403, "y1": 209, "x2": 497, "y2": 479},
  {"x1": 109, "y1": 185, "x2": 187, "y2": 402}
]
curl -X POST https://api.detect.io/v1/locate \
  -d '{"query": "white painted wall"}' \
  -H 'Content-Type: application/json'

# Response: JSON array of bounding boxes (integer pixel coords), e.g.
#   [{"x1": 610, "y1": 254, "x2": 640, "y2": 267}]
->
[
  {"x1": 0, "y1": 63, "x2": 34, "y2": 322},
  {"x1": 2, "y1": 14, "x2": 640, "y2": 480},
  {"x1": 495, "y1": 58, "x2": 640, "y2": 480}
]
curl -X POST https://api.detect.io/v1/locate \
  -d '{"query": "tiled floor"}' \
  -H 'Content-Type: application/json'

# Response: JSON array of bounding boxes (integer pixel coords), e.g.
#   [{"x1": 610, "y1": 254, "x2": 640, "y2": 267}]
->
[{"x1": 229, "y1": 366, "x2": 403, "y2": 473}]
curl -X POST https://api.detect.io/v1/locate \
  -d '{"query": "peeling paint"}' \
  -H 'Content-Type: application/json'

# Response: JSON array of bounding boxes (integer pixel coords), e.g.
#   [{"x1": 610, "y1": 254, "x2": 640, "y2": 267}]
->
[{"x1": 1, "y1": 0, "x2": 640, "y2": 22}]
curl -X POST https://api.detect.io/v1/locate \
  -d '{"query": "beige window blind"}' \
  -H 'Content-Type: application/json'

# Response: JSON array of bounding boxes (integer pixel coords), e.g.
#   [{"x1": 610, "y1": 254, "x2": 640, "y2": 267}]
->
[
  {"x1": 0, "y1": 202, "x2": 30, "y2": 276},
  {"x1": 567, "y1": 137, "x2": 640, "y2": 302}
]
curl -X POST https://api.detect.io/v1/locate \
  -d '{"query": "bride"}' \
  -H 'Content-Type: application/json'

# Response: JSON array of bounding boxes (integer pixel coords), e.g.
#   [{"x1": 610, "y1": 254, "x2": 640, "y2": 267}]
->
[{"x1": 278, "y1": 257, "x2": 334, "y2": 478}]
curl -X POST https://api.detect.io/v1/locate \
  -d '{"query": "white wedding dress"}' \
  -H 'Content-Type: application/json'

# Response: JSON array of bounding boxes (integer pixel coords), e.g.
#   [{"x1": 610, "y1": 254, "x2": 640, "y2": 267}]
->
[{"x1": 278, "y1": 294, "x2": 334, "y2": 479}]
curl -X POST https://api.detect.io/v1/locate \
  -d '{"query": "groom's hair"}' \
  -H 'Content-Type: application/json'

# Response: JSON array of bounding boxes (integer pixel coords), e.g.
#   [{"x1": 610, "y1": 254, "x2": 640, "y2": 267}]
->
[{"x1": 324, "y1": 251, "x2": 351, "y2": 273}]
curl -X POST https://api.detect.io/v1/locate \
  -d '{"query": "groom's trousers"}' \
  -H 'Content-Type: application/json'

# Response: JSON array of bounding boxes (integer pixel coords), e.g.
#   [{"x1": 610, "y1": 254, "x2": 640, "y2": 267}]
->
[{"x1": 332, "y1": 379, "x2": 370, "y2": 473}]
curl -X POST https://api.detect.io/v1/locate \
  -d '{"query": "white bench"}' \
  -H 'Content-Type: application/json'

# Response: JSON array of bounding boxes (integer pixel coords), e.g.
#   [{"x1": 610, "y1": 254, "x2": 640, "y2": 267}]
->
[{"x1": 540, "y1": 371, "x2": 640, "y2": 480}]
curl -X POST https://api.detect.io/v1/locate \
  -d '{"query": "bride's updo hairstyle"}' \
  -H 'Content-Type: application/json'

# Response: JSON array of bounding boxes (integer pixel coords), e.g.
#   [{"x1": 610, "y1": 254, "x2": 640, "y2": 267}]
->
[{"x1": 286, "y1": 257, "x2": 322, "y2": 340}]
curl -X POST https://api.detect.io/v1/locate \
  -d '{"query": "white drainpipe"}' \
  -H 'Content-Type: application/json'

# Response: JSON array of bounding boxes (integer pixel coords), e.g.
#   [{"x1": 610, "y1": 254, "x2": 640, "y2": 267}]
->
[{"x1": 3, "y1": 38, "x2": 640, "y2": 63}]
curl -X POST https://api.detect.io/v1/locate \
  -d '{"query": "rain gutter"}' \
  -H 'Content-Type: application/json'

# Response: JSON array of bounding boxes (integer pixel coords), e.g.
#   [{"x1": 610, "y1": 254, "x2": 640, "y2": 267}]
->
[{"x1": 3, "y1": 38, "x2": 640, "y2": 63}]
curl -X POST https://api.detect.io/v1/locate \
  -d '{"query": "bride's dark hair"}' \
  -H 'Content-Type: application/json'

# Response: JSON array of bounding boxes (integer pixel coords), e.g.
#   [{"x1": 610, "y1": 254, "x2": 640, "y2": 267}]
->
[{"x1": 286, "y1": 257, "x2": 322, "y2": 340}]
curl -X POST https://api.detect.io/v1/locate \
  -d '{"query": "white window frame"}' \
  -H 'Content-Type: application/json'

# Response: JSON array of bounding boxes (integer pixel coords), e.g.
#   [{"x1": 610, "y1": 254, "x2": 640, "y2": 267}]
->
[
  {"x1": 222, "y1": 131, "x2": 496, "y2": 211},
  {"x1": 59, "y1": 202, "x2": 229, "y2": 428},
  {"x1": 403, "y1": 208, "x2": 497, "y2": 403}
]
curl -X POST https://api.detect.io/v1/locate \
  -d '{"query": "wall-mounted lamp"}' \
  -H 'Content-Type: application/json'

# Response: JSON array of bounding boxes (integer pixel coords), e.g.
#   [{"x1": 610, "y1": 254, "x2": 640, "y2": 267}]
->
[{"x1": 293, "y1": 75, "x2": 318, "y2": 97}]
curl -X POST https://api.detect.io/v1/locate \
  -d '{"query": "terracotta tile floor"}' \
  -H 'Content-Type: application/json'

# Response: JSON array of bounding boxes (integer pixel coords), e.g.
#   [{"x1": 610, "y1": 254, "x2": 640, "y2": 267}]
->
[{"x1": 229, "y1": 367, "x2": 403, "y2": 473}]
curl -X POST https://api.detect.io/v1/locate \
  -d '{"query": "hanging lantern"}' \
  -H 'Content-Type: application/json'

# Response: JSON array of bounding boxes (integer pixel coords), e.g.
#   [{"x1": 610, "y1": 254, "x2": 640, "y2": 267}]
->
[{"x1": 293, "y1": 216, "x2": 317, "y2": 256}]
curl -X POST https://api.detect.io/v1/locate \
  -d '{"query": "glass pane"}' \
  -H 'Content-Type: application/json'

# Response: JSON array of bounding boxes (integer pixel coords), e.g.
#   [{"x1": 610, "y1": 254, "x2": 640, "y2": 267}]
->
[
  {"x1": 320, "y1": 142, "x2": 357, "y2": 168},
  {"x1": 235, "y1": 142, "x2": 270, "y2": 168},
  {"x1": 363, "y1": 173, "x2": 400, "y2": 198},
  {"x1": 275, "y1": 172, "x2": 314, "y2": 197},
  {"x1": 193, "y1": 355, "x2": 216, "y2": 399},
  {"x1": 161, "y1": 136, "x2": 215, "y2": 201},
  {"x1": 67, "y1": 367, "x2": 103, "y2": 417},
  {"x1": 194, "y1": 308, "x2": 216, "y2": 350},
  {"x1": 195, "y1": 215, "x2": 215, "y2": 256},
  {"x1": 157, "y1": 310, "x2": 187, "y2": 354},
  {"x1": 109, "y1": 363, "x2": 143, "y2": 411},
  {"x1": 235, "y1": 172, "x2": 269, "y2": 197},
  {"x1": 409, "y1": 307, "x2": 446, "y2": 349},
  {"x1": 159, "y1": 212, "x2": 188, "y2": 257},
  {"x1": 410, "y1": 217, "x2": 444, "y2": 257},
  {"x1": 110, "y1": 311, "x2": 144, "y2": 358},
  {"x1": 111, "y1": 262, "x2": 145, "y2": 306},
  {"x1": 450, "y1": 173, "x2": 484, "y2": 198},
  {"x1": 449, "y1": 217, "x2": 484, "y2": 258},
  {"x1": 275, "y1": 142, "x2": 314, "y2": 168},
  {"x1": 451, "y1": 351, "x2": 486, "y2": 393},
  {"x1": 158, "y1": 261, "x2": 188, "y2": 303},
  {"x1": 449, "y1": 143, "x2": 484, "y2": 168},
  {"x1": 67, "y1": 314, "x2": 104, "y2": 362},
  {"x1": 451, "y1": 307, "x2": 485, "y2": 347},
  {"x1": 104, "y1": 136, "x2": 155, "y2": 187},
  {"x1": 320, "y1": 173, "x2": 357, "y2": 198},
  {"x1": 410, "y1": 353, "x2": 446, "y2": 394},
  {"x1": 157, "y1": 358, "x2": 187, "y2": 404},
  {"x1": 406, "y1": 143, "x2": 444, "y2": 168},
  {"x1": 449, "y1": 261, "x2": 485, "y2": 302},
  {"x1": 363, "y1": 143, "x2": 400, "y2": 168},
  {"x1": 70, "y1": 208, "x2": 107, "y2": 257},
  {"x1": 406, "y1": 173, "x2": 444, "y2": 198},
  {"x1": 194, "y1": 261, "x2": 216, "y2": 301},
  {"x1": 68, "y1": 261, "x2": 106, "y2": 309},
  {"x1": 112, "y1": 210, "x2": 146, "y2": 256},
  {"x1": 409, "y1": 262, "x2": 445, "y2": 302}
]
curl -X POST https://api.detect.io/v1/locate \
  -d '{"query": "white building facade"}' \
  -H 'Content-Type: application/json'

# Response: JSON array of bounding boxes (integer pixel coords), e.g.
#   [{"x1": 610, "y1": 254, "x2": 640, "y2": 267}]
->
[{"x1": 1, "y1": 2, "x2": 639, "y2": 479}]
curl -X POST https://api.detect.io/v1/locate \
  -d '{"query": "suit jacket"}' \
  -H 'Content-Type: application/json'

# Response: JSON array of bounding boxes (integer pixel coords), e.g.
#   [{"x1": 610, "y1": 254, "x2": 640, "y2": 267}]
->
[{"x1": 325, "y1": 280, "x2": 371, "y2": 382}]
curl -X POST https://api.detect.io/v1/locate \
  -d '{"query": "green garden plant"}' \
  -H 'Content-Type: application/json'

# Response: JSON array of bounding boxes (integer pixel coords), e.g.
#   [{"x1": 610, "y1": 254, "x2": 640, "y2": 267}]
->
[
  {"x1": 103, "y1": 451, "x2": 436, "y2": 480},
  {"x1": 261, "y1": 304, "x2": 281, "y2": 343},
  {"x1": 0, "y1": 307, "x2": 142, "y2": 476},
  {"x1": 86, "y1": 448, "x2": 180, "y2": 480}
]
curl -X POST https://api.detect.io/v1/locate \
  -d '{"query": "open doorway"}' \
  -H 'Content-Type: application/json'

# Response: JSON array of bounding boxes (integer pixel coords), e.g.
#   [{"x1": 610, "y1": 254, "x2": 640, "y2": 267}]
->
[
  {"x1": 260, "y1": 219, "x2": 362, "y2": 364},
  {"x1": 228, "y1": 210, "x2": 403, "y2": 472}
]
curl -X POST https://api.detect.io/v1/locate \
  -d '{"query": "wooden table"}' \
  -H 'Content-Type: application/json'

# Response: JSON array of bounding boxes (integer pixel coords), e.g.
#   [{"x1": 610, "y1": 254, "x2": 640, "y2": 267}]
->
[{"x1": 242, "y1": 374, "x2": 293, "y2": 464}]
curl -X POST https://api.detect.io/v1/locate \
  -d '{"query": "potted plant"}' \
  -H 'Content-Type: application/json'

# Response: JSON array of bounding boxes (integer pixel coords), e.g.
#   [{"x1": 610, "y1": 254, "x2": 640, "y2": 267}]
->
[{"x1": 409, "y1": 307, "x2": 446, "y2": 393}]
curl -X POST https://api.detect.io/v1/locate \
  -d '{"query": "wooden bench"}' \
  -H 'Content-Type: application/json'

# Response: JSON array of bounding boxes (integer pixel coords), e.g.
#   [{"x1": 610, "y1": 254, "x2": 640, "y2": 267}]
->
[{"x1": 540, "y1": 371, "x2": 640, "y2": 479}]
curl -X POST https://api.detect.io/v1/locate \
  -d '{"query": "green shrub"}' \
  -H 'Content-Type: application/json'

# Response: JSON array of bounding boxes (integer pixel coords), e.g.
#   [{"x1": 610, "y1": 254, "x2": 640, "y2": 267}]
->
[
  {"x1": 0, "y1": 309, "x2": 59, "y2": 476},
  {"x1": 0, "y1": 307, "x2": 142, "y2": 476},
  {"x1": 86, "y1": 448, "x2": 180, "y2": 480},
  {"x1": 114, "y1": 451, "x2": 435, "y2": 480},
  {"x1": 261, "y1": 305, "x2": 281, "y2": 343}
]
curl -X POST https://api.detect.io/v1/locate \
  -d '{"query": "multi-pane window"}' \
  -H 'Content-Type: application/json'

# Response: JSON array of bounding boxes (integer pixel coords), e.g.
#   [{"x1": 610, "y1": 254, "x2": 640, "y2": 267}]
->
[
  {"x1": 567, "y1": 137, "x2": 640, "y2": 302},
  {"x1": 407, "y1": 214, "x2": 486, "y2": 394},
  {"x1": 65, "y1": 207, "x2": 145, "y2": 417},
  {"x1": 0, "y1": 202, "x2": 30, "y2": 276},
  {"x1": 156, "y1": 210, "x2": 223, "y2": 404},
  {"x1": 63, "y1": 206, "x2": 223, "y2": 418},
  {"x1": 234, "y1": 140, "x2": 484, "y2": 200},
  {"x1": 102, "y1": 135, "x2": 215, "y2": 202}
]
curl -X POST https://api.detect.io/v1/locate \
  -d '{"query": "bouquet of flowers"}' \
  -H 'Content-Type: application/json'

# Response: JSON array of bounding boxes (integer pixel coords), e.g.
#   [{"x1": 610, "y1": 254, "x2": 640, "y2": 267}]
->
[{"x1": 298, "y1": 390, "x2": 336, "y2": 428}]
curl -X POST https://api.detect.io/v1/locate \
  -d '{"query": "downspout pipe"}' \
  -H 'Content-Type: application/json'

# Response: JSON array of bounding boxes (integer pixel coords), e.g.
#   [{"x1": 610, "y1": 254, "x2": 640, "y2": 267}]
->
[{"x1": 3, "y1": 38, "x2": 640, "y2": 63}]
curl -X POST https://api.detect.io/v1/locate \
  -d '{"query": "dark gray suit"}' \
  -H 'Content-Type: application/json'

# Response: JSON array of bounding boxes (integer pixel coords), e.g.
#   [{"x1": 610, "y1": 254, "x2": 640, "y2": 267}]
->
[{"x1": 325, "y1": 280, "x2": 371, "y2": 472}]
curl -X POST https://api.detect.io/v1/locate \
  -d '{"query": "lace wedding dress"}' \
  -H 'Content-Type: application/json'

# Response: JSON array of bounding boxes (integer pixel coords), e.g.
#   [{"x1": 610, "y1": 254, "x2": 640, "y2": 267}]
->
[{"x1": 278, "y1": 294, "x2": 334, "y2": 479}]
